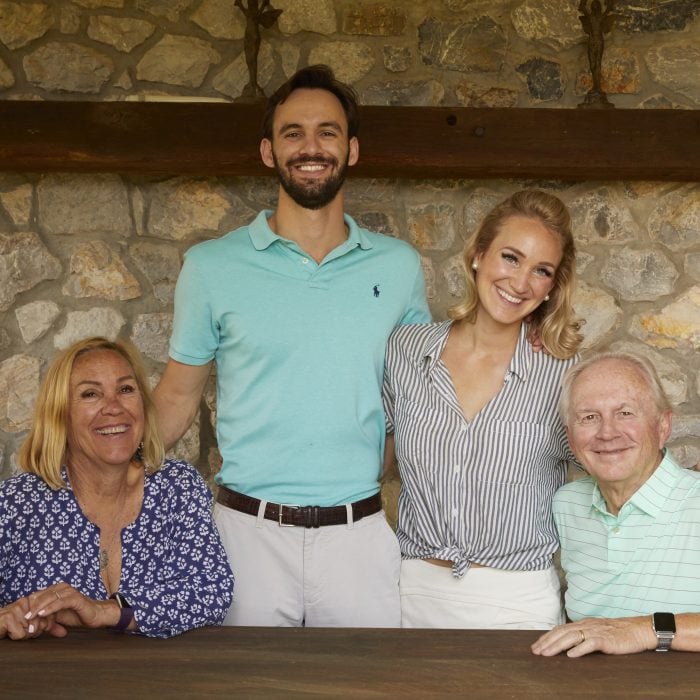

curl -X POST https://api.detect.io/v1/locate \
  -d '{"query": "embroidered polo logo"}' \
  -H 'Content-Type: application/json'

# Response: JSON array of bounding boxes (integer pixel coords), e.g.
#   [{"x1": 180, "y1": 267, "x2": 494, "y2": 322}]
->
[{"x1": 373, "y1": 284, "x2": 381, "y2": 298}]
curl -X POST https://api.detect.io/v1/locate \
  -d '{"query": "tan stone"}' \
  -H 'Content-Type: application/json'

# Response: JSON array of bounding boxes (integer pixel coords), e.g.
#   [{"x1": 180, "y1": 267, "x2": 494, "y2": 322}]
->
[
  {"x1": 576, "y1": 48, "x2": 641, "y2": 95},
  {"x1": 461, "y1": 188, "x2": 503, "y2": 238},
  {"x1": 73, "y1": 0, "x2": 123, "y2": 7},
  {"x1": 53, "y1": 308, "x2": 126, "y2": 350},
  {"x1": 343, "y1": 5, "x2": 407, "y2": 36},
  {"x1": 37, "y1": 174, "x2": 130, "y2": 237},
  {"x1": 277, "y1": 42, "x2": 300, "y2": 78},
  {"x1": 420, "y1": 256, "x2": 437, "y2": 302},
  {"x1": 510, "y1": 0, "x2": 583, "y2": 50},
  {"x1": 191, "y1": 0, "x2": 246, "y2": 40},
  {"x1": 648, "y1": 186, "x2": 700, "y2": 252},
  {"x1": 456, "y1": 83, "x2": 518, "y2": 108},
  {"x1": 646, "y1": 42, "x2": 700, "y2": 105},
  {"x1": 213, "y1": 42, "x2": 274, "y2": 99},
  {"x1": 0, "y1": 232, "x2": 61, "y2": 311},
  {"x1": 276, "y1": 0, "x2": 336, "y2": 35},
  {"x1": 308, "y1": 42, "x2": 374, "y2": 85},
  {"x1": 59, "y1": 4, "x2": 80, "y2": 34},
  {"x1": 0, "y1": 1, "x2": 52, "y2": 50},
  {"x1": 440, "y1": 255, "x2": 466, "y2": 300},
  {"x1": 62, "y1": 241, "x2": 141, "y2": 301},
  {"x1": 15, "y1": 300, "x2": 61, "y2": 344},
  {"x1": 573, "y1": 281, "x2": 623, "y2": 349},
  {"x1": 88, "y1": 16, "x2": 155, "y2": 52},
  {"x1": 0, "y1": 354, "x2": 41, "y2": 433},
  {"x1": 129, "y1": 242, "x2": 181, "y2": 305},
  {"x1": 144, "y1": 178, "x2": 231, "y2": 241},
  {"x1": 686, "y1": 253, "x2": 700, "y2": 282},
  {"x1": 569, "y1": 188, "x2": 642, "y2": 244},
  {"x1": 23, "y1": 42, "x2": 113, "y2": 93},
  {"x1": 630, "y1": 286, "x2": 700, "y2": 351},
  {"x1": 407, "y1": 203, "x2": 456, "y2": 252},
  {"x1": 670, "y1": 444, "x2": 700, "y2": 471},
  {"x1": 672, "y1": 415, "x2": 700, "y2": 442},
  {"x1": 0, "y1": 183, "x2": 32, "y2": 226},
  {"x1": 136, "y1": 35, "x2": 220, "y2": 89},
  {"x1": 131, "y1": 313, "x2": 172, "y2": 364},
  {"x1": 0, "y1": 56, "x2": 14, "y2": 88},
  {"x1": 134, "y1": 0, "x2": 191, "y2": 22},
  {"x1": 600, "y1": 247, "x2": 678, "y2": 302}
]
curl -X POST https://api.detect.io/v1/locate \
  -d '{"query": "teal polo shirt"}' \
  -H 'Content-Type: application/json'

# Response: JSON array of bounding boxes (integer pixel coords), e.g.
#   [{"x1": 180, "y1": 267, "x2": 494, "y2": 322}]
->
[
  {"x1": 170, "y1": 210, "x2": 430, "y2": 505},
  {"x1": 553, "y1": 452, "x2": 700, "y2": 620}
]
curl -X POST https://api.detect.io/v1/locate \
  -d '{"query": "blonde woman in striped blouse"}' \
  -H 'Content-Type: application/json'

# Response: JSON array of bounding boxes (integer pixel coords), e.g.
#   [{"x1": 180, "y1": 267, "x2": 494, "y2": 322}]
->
[{"x1": 383, "y1": 189, "x2": 583, "y2": 629}]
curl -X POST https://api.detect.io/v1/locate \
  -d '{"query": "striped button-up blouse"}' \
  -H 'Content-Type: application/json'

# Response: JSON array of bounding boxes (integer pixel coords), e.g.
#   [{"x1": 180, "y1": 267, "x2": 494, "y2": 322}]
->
[{"x1": 383, "y1": 321, "x2": 578, "y2": 577}]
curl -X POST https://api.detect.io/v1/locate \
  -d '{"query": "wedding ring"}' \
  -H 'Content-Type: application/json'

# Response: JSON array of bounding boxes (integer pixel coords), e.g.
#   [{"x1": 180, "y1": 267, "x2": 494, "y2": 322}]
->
[{"x1": 579, "y1": 629, "x2": 586, "y2": 644}]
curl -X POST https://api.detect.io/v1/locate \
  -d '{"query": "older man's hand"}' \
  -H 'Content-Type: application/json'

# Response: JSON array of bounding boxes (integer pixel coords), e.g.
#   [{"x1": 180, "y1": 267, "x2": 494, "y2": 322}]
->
[{"x1": 531, "y1": 616, "x2": 658, "y2": 657}]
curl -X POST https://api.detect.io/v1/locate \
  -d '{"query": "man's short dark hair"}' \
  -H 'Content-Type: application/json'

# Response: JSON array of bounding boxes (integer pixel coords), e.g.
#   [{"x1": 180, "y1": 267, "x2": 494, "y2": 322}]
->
[{"x1": 261, "y1": 64, "x2": 360, "y2": 141}]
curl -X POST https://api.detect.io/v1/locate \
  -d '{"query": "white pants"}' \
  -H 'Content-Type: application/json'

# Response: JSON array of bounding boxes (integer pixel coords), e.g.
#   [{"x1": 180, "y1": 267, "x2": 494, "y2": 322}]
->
[
  {"x1": 214, "y1": 503, "x2": 401, "y2": 627},
  {"x1": 400, "y1": 559, "x2": 564, "y2": 630}
]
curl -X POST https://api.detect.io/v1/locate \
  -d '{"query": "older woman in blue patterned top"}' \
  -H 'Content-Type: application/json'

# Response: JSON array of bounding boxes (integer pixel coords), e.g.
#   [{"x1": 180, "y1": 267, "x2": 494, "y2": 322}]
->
[
  {"x1": 0, "y1": 337, "x2": 233, "y2": 640},
  {"x1": 384, "y1": 190, "x2": 583, "y2": 629}
]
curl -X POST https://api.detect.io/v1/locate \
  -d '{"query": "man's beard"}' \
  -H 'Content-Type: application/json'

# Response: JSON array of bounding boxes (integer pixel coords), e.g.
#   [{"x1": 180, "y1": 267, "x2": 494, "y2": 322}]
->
[{"x1": 273, "y1": 152, "x2": 349, "y2": 210}]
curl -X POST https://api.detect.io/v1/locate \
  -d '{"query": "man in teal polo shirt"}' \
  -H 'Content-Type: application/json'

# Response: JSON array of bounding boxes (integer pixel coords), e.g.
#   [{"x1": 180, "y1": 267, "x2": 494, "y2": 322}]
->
[
  {"x1": 532, "y1": 352, "x2": 700, "y2": 656},
  {"x1": 153, "y1": 65, "x2": 430, "y2": 627}
]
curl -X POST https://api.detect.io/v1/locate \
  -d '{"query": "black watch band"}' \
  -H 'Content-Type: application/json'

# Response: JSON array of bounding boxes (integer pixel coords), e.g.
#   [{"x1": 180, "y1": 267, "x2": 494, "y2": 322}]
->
[{"x1": 109, "y1": 592, "x2": 134, "y2": 633}]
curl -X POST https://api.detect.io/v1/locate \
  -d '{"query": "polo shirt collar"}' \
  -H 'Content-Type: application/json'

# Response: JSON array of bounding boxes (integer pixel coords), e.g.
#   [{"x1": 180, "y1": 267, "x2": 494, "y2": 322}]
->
[
  {"x1": 248, "y1": 210, "x2": 373, "y2": 253},
  {"x1": 591, "y1": 450, "x2": 678, "y2": 519}
]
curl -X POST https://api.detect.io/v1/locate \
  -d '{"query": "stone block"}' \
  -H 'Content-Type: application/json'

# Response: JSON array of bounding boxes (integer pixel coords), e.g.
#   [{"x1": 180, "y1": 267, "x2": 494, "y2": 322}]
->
[
  {"x1": 0, "y1": 1, "x2": 52, "y2": 50},
  {"x1": 88, "y1": 16, "x2": 155, "y2": 52},
  {"x1": 576, "y1": 48, "x2": 640, "y2": 95},
  {"x1": 0, "y1": 354, "x2": 41, "y2": 433},
  {"x1": 646, "y1": 42, "x2": 700, "y2": 105},
  {"x1": 600, "y1": 248, "x2": 678, "y2": 302},
  {"x1": 0, "y1": 56, "x2": 14, "y2": 89},
  {"x1": 308, "y1": 42, "x2": 374, "y2": 85},
  {"x1": 129, "y1": 242, "x2": 181, "y2": 305},
  {"x1": 137, "y1": 35, "x2": 220, "y2": 89},
  {"x1": 131, "y1": 313, "x2": 173, "y2": 364},
  {"x1": 407, "y1": 203, "x2": 456, "y2": 252},
  {"x1": 615, "y1": 0, "x2": 700, "y2": 33},
  {"x1": 53, "y1": 308, "x2": 126, "y2": 350},
  {"x1": 456, "y1": 83, "x2": 517, "y2": 108},
  {"x1": 516, "y1": 57, "x2": 563, "y2": 102},
  {"x1": 191, "y1": 0, "x2": 246, "y2": 40},
  {"x1": 276, "y1": 0, "x2": 336, "y2": 35},
  {"x1": 573, "y1": 281, "x2": 623, "y2": 349},
  {"x1": 631, "y1": 286, "x2": 700, "y2": 351},
  {"x1": 511, "y1": 0, "x2": 583, "y2": 50},
  {"x1": 569, "y1": 188, "x2": 642, "y2": 245},
  {"x1": 0, "y1": 183, "x2": 32, "y2": 226},
  {"x1": 361, "y1": 79, "x2": 444, "y2": 106},
  {"x1": 648, "y1": 186, "x2": 700, "y2": 252},
  {"x1": 213, "y1": 42, "x2": 274, "y2": 99},
  {"x1": 343, "y1": 5, "x2": 406, "y2": 36},
  {"x1": 15, "y1": 300, "x2": 60, "y2": 344},
  {"x1": 133, "y1": 0, "x2": 192, "y2": 22},
  {"x1": 382, "y1": 46, "x2": 411, "y2": 73}
]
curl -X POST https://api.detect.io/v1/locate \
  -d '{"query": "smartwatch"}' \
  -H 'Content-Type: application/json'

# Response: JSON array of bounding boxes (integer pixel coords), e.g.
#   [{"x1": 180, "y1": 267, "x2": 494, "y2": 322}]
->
[
  {"x1": 652, "y1": 612, "x2": 676, "y2": 652},
  {"x1": 109, "y1": 592, "x2": 134, "y2": 633}
]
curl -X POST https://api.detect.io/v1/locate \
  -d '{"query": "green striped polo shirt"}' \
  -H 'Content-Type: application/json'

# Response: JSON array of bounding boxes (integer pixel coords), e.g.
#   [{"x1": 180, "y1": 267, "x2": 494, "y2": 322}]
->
[{"x1": 553, "y1": 451, "x2": 700, "y2": 620}]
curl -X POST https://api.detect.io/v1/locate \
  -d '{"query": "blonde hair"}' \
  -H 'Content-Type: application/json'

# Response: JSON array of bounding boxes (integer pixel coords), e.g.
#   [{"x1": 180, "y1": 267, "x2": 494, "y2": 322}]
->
[
  {"x1": 558, "y1": 351, "x2": 672, "y2": 425},
  {"x1": 449, "y1": 189, "x2": 583, "y2": 359},
  {"x1": 19, "y1": 337, "x2": 164, "y2": 489}
]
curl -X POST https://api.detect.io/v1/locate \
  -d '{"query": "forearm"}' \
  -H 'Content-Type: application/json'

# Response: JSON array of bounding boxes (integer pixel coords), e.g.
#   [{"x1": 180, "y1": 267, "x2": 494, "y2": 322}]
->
[{"x1": 671, "y1": 614, "x2": 700, "y2": 652}]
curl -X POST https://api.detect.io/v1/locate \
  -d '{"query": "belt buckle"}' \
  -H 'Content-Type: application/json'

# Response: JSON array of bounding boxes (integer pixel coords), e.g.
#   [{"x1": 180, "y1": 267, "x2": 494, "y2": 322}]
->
[{"x1": 278, "y1": 503, "x2": 299, "y2": 527}]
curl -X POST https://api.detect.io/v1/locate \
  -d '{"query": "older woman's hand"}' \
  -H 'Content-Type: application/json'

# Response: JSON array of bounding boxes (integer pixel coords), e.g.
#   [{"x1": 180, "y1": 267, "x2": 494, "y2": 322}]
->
[
  {"x1": 531, "y1": 616, "x2": 657, "y2": 657},
  {"x1": 0, "y1": 597, "x2": 59, "y2": 640},
  {"x1": 23, "y1": 583, "x2": 123, "y2": 636}
]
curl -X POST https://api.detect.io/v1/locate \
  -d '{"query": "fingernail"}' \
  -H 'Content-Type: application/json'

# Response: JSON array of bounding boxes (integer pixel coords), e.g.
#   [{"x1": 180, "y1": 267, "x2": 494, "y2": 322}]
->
[
  {"x1": 28, "y1": 624, "x2": 35, "y2": 634},
  {"x1": 24, "y1": 611, "x2": 32, "y2": 620},
  {"x1": 37, "y1": 609, "x2": 46, "y2": 617}
]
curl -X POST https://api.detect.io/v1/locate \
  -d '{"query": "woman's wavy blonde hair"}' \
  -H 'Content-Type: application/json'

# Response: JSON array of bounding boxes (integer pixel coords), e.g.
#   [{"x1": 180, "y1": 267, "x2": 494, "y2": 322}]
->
[
  {"x1": 449, "y1": 189, "x2": 583, "y2": 359},
  {"x1": 19, "y1": 337, "x2": 164, "y2": 490}
]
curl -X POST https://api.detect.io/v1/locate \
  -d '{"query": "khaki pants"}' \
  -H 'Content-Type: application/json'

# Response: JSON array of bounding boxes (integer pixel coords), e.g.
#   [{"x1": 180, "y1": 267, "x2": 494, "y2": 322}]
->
[
  {"x1": 214, "y1": 503, "x2": 401, "y2": 627},
  {"x1": 400, "y1": 558, "x2": 564, "y2": 630}
]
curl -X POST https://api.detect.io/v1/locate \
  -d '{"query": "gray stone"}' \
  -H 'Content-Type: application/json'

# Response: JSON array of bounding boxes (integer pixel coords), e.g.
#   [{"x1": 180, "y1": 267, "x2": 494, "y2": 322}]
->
[
  {"x1": 343, "y1": 5, "x2": 407, "y2": 36},
  {"x1": 419, "y1": 16, "x2": 506, "y2": 73},
  {"x1": 407, "y1": 203, "x2": 456, "y2": 252},
  {"x1": 131, "y1": 313, "x2": 172, "y2": 364},
  {"x1": 609, "y1": 340, "x2": 688, "y2": 406},
  {"x1": 0, "y1": 329, "x2": 10, "y2": 352},
  {"x1": 129, "y1": 242, "x2": 181, "y2": 304},
  {"x1": 648, "y1": 186, "x2": 700, "y2": 251},
  {"x1": 646, "y1": 43, "x2": 700, "y2": 104},
  {"x1": 671, "y1": 415, "x2": 700, "y2": 442},
  {"x1": 510, "y1": 0, "x2": 583, "y2": 50},
  {"x1": 213, "y1": 42, "x2": 274, "y2": 99},
  {"x1": 133, "y1": 0, "x2": 192, "y2": 22},
  {"x1": 88, "y1": 16, "x2": 155, "y2": 52},
  {"x1": 308, "y1": 42, "x2": 374, "y2": 85},
  {"x1": 191, "y1": 0, "x2": 246, "y2": 40},
  {"x1": 638, "y1": 94, "x2": 690, "y2": 110},
  {"x1": 0, "y1": 232, "x2": 61, "y2": 311},
  {"x1": 462, "y1": 188, "x2": 503, "y2": 238},
  {"x1": 630, "y1": 286, "x2": 700, "y2": 351},
  {"x1": 0, "y1": 1, "x2": 52, "y2": 50},
  {"x1": 37, "y1": 174, "x2": 130, "y2": 237},
  {"x1": 383, "y1": 46, "x2": 411, "y2": 73},
  {"x1": 23, "y1": 42, "x2": 113, "y2": 94},
  {"x1": 53, "y1": 308, "x2": 125, "y2": 350},
  {"x1": 615, "y1": 0, "x2": 700, "y2": 33},
  {"x1": 0, "y1": 183, "x2": 32, "y2": 226},
  {"x1": 276, "y1": 0, "x2": 336, "y2": 35},
  {"x1": 62, "y1": 241, "x2": 141, "y2": 301},
  {"x1": 600, "y1": 248, "x2": 678, "y2": 302},
  {"x1": 352, "y1": 211, "x2": 398, "y2": 237},
  {"x1": 669, "y1": 444, "x2": 700, "y2": 471},
  {"x1": 686, "y1": 253, "x2": 700, "y2": 282},
  {"x1": 144, "y1": 178, "x2": 231, "y2": 241},
  {"x1": 277, "y1": 43, "x2": 300, "y2": 78},
  {"x1": 0, "y1": 354, "x2": 41, "y2": 433},
  {"x1": 516, "y1": 58, "x2": 563, "y2": 102},
  {"x1": 455, "y1": 83, "x2": 518, "y2": 108},
  {"x1": 575, "y1": 251, "x2": 594, "y2": 273},
  {"x1": 361, "y1": 79, "x2": 444, "y2": 106},
  {"x1": 137, "y1": 35, "x2": 220, "y2": 89},
  {"x1": 15, "y1": 300, "x2": 60, "y2": 344},
  {"x1": 573, "y1": 281, "x2": 623, "y2": 349},
  {"x1": 441, "y1": 255, "x2": 466, "y2": 299},
  {"x1": 420, "y1": 256, "x2": 437, "y2": 302},
  {"x1": 0, "y1": 56, "x2": 14, "y2": 89},
  {"x1": 569, "y1": 188, "x2": 642, "y2": 244}
]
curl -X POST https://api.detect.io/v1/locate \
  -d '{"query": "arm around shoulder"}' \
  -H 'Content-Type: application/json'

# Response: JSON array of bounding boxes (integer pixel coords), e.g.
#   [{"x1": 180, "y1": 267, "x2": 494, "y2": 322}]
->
[{"x1": 153, "y1": 359, "x2": 213, "y2": 450}]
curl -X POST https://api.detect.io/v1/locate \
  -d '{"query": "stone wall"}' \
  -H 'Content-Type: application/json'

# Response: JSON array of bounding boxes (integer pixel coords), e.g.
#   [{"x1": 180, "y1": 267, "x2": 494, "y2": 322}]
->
[{"x1": 0, "y1": 1, "x2": 698, "y2": 484}]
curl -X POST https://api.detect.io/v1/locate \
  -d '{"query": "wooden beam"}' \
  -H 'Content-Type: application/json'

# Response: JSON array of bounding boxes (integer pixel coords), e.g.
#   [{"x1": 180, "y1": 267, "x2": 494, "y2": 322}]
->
[{"x1": 0, "y1": 101, "x2": 697, "y2": 181}]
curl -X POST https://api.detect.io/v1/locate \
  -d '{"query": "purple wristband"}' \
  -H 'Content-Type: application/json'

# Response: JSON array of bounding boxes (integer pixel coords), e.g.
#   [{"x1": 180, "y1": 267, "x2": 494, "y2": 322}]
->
[{"x1": 109, "y1": 592, "x2": 134, "y2": 633}]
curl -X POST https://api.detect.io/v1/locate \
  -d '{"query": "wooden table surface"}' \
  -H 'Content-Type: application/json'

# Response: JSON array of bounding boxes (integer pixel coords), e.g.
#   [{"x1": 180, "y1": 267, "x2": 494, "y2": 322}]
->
[{"x1": 1, "y1": 626, "x2": 698, "y2": 698}]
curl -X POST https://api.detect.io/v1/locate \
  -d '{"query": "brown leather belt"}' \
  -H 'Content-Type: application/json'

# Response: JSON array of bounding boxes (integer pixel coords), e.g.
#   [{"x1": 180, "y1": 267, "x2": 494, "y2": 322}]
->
[{"x1": 216, "y1": 485, "x2": 382, "y2": 528}]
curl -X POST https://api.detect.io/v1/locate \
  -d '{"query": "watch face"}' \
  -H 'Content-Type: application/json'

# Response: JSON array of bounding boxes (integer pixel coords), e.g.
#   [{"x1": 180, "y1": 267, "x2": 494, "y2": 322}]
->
[{"x1": 654, "y1": 612, "x2": 676, "y2": 633}]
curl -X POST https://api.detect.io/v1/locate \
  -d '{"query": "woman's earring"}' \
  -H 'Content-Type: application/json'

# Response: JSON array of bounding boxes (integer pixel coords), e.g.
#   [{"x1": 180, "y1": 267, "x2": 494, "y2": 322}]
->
[
  {"x1": 472, "y1": 262, "x2": 478, "y2": 270},
  {"x1": 544, "y1": 294, "x2": 550, "y2": 302}
]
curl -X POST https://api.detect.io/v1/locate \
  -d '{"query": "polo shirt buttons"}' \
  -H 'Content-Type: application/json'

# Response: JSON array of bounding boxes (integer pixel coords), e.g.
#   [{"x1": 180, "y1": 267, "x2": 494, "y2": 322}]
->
[
  {"x1": 301, "y1": 258, "x2": 309, "y2": 264},
  {"x1": 612, "y1": 527, "x2": 620, "y2": 535}
]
